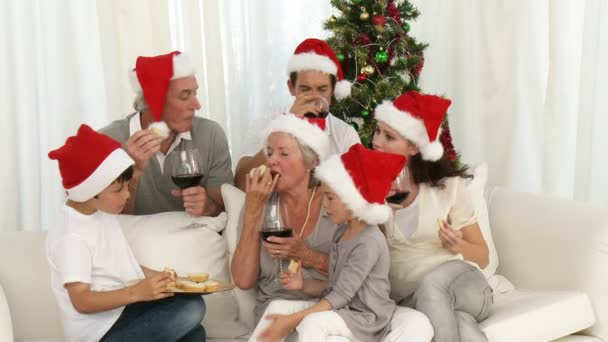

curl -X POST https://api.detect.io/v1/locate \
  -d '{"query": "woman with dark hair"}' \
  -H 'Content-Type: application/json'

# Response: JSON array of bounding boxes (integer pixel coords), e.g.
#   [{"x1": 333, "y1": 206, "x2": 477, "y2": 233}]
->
[{"x1": 373, "y1": 91, "x2": 492, "y2": 342}]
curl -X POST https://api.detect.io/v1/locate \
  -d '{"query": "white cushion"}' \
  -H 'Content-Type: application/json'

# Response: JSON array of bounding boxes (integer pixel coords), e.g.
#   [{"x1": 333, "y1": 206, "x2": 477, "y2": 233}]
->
[
  {"x1": 468, "y1": 163, "x2": 499, "y2": 279},
  {"x1": 0, "y1": 283, "x2": 13, "y2": 342},
  {"x1": 481, "y1": 289, "x2": 595, "y2": 342},
  {"x1": 221, "y1": 184, "x2": 257, "y2": 330},
  {"x1": 552, "y1": 335, "x2": 605, "y2": 342},
  {"x1": 118, "y1": 211, "x2": 249, "y2": 339}
]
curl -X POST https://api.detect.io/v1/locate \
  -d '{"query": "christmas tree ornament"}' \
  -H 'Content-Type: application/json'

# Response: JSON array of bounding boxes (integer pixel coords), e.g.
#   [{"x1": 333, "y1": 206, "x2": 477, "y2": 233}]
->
[
  {"x1": 361, "y1": 65, "x2": 375, "y2": 76},
  {"x1": 403, "y1": 22, "x2": 411, "y2": 32},
  {"x1": 361, "y1": 109, "x2": 370, "y2": 117},
  {"x1": 357, "y1": 73, "x2": 367, "y2": 82},
  {"x1": 337, "y1": 53, "x2": 345, "y2": 62},
  {"x1": 329, "y1": 15, "x2": 337, "y2": 23},
  {"x1": 374, "y1": 25, "x2": 385, "y2": 33},
  {"x1": 375, "y1": 50, "x2": 389, "y2": 64},
  {"x1": 360, "y1": 9, "x2": 370, "y2": 21},
  {"x1": 371, "y1": 14, "x2": 386, "y2": 26}
]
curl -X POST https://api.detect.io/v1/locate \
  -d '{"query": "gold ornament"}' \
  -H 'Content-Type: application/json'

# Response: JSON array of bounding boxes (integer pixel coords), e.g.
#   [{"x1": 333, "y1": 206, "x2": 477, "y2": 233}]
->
[
  {"x1": 361, "y1": 65, "x2": 375, "y2": 76},
  {"x1": 374, "y1": 25, "x2": 385, "y2": 33},
  {"x1": 329, "y1": 15, "x2": 337, "y2": 23},
  {"x1": 360, "y1": 10, "x2": 370, "y2": 21}
]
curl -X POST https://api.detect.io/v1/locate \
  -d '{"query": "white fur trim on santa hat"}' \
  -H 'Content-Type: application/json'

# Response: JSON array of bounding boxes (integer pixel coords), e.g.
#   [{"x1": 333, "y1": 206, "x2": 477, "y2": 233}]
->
[
  {"x1": 334, "y1": 79, "x2": 352, "y2": 100},
  {"x1": 129, "y1": 53, "x2": 195, "y2": 94},
  {"x1": 171, "y1": 53, "x2": 195, "y2": 79},
  {"x1": 374, "y1": 101, "x2": 444, "y2": 161},
  {"x1": 288, "y1": 52, "x2": 338, "y2": 77},
  {"x1": 263, "y1": 115, "x2": 330, "y2": 161},
  {"x1": 66, "y1": 149, "x2": 134, "y2": 202},
  {"x1": 315, "y1": 155, "x2": 392, "y2": 225}
]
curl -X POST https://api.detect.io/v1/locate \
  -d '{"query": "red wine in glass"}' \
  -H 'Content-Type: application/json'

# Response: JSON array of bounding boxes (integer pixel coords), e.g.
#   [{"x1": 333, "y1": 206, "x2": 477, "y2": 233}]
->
[
  {"x1": 261, "y1": 228, "x2": 293, "y2": 242},
  {"x1": 386, "y1": 191, "x2": 410, "y2": 205},
  {"x1": 171, "y1": 173, "x2": 204, "y2": 189}
]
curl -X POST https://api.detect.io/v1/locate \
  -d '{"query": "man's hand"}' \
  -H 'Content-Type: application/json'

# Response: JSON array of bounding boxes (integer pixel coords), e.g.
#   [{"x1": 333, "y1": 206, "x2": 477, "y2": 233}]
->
[
  {"x1": 171, "y1": 186, "x2": 207, "y2": 217},
  {"x1": 125, "y1": 130, "x2": 163, "y2": 176},
  {"x1": 288, "y1": 93, "x2": 325, "y2": 117}
]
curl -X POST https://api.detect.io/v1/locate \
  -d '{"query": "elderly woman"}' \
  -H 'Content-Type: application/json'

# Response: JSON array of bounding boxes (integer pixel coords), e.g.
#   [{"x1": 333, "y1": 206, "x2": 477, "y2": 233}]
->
[
  {"x1": 231, "y1": 114, "x2": 338, "y2": 324},
  {"x1": 373, "y1": 91, "x2": 492, "y2": 342}
]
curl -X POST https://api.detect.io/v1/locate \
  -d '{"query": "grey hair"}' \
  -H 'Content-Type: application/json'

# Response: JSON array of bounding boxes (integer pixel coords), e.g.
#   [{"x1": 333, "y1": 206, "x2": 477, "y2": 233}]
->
[
  {"x1": 133, "y1": 93, "x2": 149, "y2": 112},
  {"x1": 293, "y1": 136, "x2": 321, "y2": 188}
]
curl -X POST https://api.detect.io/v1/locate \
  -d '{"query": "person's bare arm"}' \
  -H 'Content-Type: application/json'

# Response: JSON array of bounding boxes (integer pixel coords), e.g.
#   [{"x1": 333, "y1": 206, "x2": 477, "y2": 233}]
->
[
  {"x1": 439, "y1": 221, "x2": 489, "y2": 269},
  {"x1": 234, "y1": 150, "x2": 266, "y2": 191},
  {"x1": 65, "y1": 273, "x2": 172, "y2": 314},
  {"x1": 231, "y1": 171, "x2": 279, "y2": 289}
]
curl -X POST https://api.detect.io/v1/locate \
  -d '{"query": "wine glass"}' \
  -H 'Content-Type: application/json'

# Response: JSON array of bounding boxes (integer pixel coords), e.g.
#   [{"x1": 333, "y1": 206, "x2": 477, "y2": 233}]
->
[
  {"x1": 385, "y1": 167, "x2": 411, "y2": 235},
  {"x1": 260, "y1": 192, "x2": 292, "y2": 280},
  {"x1": 304, "y1": 95, "x2": 330, "y2": 118},
  {"x1": 169, "y1": 144, "x2": 205, "y2": 232}
]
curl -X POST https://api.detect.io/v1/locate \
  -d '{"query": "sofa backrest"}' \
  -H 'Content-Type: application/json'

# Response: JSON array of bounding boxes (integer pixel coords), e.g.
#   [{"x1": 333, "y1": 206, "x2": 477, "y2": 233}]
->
[
  {"x1": 488, "y1": 188, "x2": 608, "y2": 339},
  {"x1": 0, "y1": 232, "x2": 64, "y2": 340}
]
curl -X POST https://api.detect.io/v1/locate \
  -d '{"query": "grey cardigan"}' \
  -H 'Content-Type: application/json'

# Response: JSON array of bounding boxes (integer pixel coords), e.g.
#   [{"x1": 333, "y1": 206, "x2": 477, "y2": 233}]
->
[{"x1": 323, "y1": 225, "x2": 396, "y2": 342}]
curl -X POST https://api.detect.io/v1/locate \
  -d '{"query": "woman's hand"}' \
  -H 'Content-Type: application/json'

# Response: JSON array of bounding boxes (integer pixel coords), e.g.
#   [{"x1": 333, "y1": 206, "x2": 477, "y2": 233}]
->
[
  {"x1": 279, "y1": 261, "x2": 303, "y2": 291},
  {"x1": 438, "y1": 219, "x2": 464, "y2": 254},
  {"x1": 263, "y1": 236, "x2": 310, "y2": 262},
  {"x1": 258, "y1": 314, "x2": 298, "y2": 342},
  {"x1": 245, "y1": 167, "x2": 279, "y2": 212}
]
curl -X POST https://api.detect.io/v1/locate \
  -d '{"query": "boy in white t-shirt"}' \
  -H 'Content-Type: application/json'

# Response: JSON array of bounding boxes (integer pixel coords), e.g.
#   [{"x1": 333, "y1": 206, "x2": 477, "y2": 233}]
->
[{"x1": 47, "y1": 125, "x2": 206, "y2": 342}]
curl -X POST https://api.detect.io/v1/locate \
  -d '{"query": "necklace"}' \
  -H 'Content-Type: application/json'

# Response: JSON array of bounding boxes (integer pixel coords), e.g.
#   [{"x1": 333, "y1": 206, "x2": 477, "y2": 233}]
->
[{"x1": 278, "y1": 185, "x2": 318, "y2": 239}]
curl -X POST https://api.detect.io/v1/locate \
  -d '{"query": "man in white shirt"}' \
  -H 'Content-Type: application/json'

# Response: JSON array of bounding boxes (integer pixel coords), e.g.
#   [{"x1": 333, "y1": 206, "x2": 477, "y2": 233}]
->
[{"x1": 234, "y1": 38, "x2": 360, "y2": 190}]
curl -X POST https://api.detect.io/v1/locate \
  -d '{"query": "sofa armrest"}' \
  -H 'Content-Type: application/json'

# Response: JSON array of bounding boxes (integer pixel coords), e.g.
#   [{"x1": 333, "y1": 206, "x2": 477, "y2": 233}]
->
[
  {"x1": 0, "y1": 284, "x2": 14, "y2": 342},
  {"x1": 488, "y1": 188, "x2": 608, "y2": 338}
]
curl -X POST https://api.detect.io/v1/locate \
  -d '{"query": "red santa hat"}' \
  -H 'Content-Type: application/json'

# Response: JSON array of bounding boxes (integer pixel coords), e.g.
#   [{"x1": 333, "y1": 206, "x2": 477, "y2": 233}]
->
[
  {"x1": 48, "y1": 125, "x2": 134, "y2": 202},
  {"x1": 287, "y1": 38, "x2": 352, "y2": 100},
  {"x1": 315, "y1": 144, "x2": 407, "y2": 224},
  {"x1": 263, "y1": 115, "x2": 330, "y2": 161},
  {"x1": 374, "y1": 91, "x2": 452, "y2": 161},
  {"x1": 129, "y1": 51, "x2": 195, "y2": 121}
]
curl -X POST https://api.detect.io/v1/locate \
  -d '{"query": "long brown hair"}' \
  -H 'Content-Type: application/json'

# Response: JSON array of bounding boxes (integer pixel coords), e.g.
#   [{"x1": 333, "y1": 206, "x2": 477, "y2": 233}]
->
[{"x1": 410, "y1": 153, "x2": 471, "y2": 189}]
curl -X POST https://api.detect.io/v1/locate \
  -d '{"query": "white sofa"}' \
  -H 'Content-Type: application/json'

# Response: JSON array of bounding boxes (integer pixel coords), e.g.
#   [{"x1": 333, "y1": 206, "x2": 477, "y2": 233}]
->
[{"x1": 0, "y1": 185, "x2": 606, "y2": 342}]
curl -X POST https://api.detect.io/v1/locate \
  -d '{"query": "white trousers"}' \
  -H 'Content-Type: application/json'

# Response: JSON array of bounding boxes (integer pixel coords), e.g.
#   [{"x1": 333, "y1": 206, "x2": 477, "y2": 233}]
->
[{"x1": 249, "y1": 299, "x2": 434, "y2": 342}]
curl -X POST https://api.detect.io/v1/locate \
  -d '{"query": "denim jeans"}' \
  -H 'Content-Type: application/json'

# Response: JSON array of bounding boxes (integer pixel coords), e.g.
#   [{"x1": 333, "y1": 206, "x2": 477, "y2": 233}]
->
[
  {"x1": 400, "y1": 260, "x2": 492, "y2": 342},
  {"x1": 101, "y1": 295, "x2": 206, "y2": 342}
]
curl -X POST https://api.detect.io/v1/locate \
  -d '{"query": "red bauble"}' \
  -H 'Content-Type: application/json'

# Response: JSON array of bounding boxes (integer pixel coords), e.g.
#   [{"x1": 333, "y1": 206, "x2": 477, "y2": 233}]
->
[
  {"x1": 371, "y1": 14, "x2": 386, "y2": 26},
  {"x1": 357, "y1": 73, "x2": 367, "y2": 82}
]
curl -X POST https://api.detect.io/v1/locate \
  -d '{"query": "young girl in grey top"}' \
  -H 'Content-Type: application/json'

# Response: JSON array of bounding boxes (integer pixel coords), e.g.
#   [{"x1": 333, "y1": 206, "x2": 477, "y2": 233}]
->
[{"x1": 249, "y1": 144, "x2": 434, "y2": 342}]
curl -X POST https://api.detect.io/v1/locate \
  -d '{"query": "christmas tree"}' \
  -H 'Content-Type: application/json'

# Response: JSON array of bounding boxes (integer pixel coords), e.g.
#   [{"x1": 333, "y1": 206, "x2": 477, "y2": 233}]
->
[{"x1": 325, "y1": 0, "x2": 462, "y2": 166}]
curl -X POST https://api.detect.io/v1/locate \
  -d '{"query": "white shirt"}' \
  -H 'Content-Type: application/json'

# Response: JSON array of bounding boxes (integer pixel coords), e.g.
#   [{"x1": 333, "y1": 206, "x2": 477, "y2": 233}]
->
[
  {"x1": 239, "y1": 111, "x2": 361, "y2": 159},
  {"x1": 393, "y1": 195, "x2": 419, "y2": 238},
  {"x1": 46, "y1": 205, "x2": 144, "y2": 342},
  {"x1": 387, "y1": 177, "x2": 478, "y2": 302},
  {"x1": 129, "y1": 114, "x2": 192, "y2": 174}
]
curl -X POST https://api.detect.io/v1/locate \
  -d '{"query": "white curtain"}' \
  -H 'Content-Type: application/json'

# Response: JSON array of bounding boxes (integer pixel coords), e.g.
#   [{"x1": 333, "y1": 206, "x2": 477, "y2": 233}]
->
[
  {"x1": 1, "y1": 0, "x2": 109, "y2": 231},
  {"x1": 2, "y1": 0, "x2": 607, "y2": 232},
  {"x1": 409, "y1": 0, "x2": 608, "y2": 207}
]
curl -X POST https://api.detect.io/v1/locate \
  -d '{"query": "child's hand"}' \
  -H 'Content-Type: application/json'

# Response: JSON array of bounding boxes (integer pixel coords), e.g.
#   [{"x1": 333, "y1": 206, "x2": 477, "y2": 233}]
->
[
  {"x1": 133, "y1": 272, "x2": 173, "y2": 302},
  {"x1": 279, "y1": 261, "x2": 303, "y2": 291},
  {"x1": 258, "y1": 314, "x2": 297, "y2": 342},
  {"x1": 438, "y1": 219, "x2": 464, "y2": 254}
]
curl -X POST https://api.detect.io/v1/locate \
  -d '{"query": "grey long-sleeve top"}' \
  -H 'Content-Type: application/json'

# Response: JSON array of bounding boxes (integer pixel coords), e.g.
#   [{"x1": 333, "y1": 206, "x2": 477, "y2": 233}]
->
[{"x1": 322, "y1": 225, "x2": 396, "y2": 342}]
